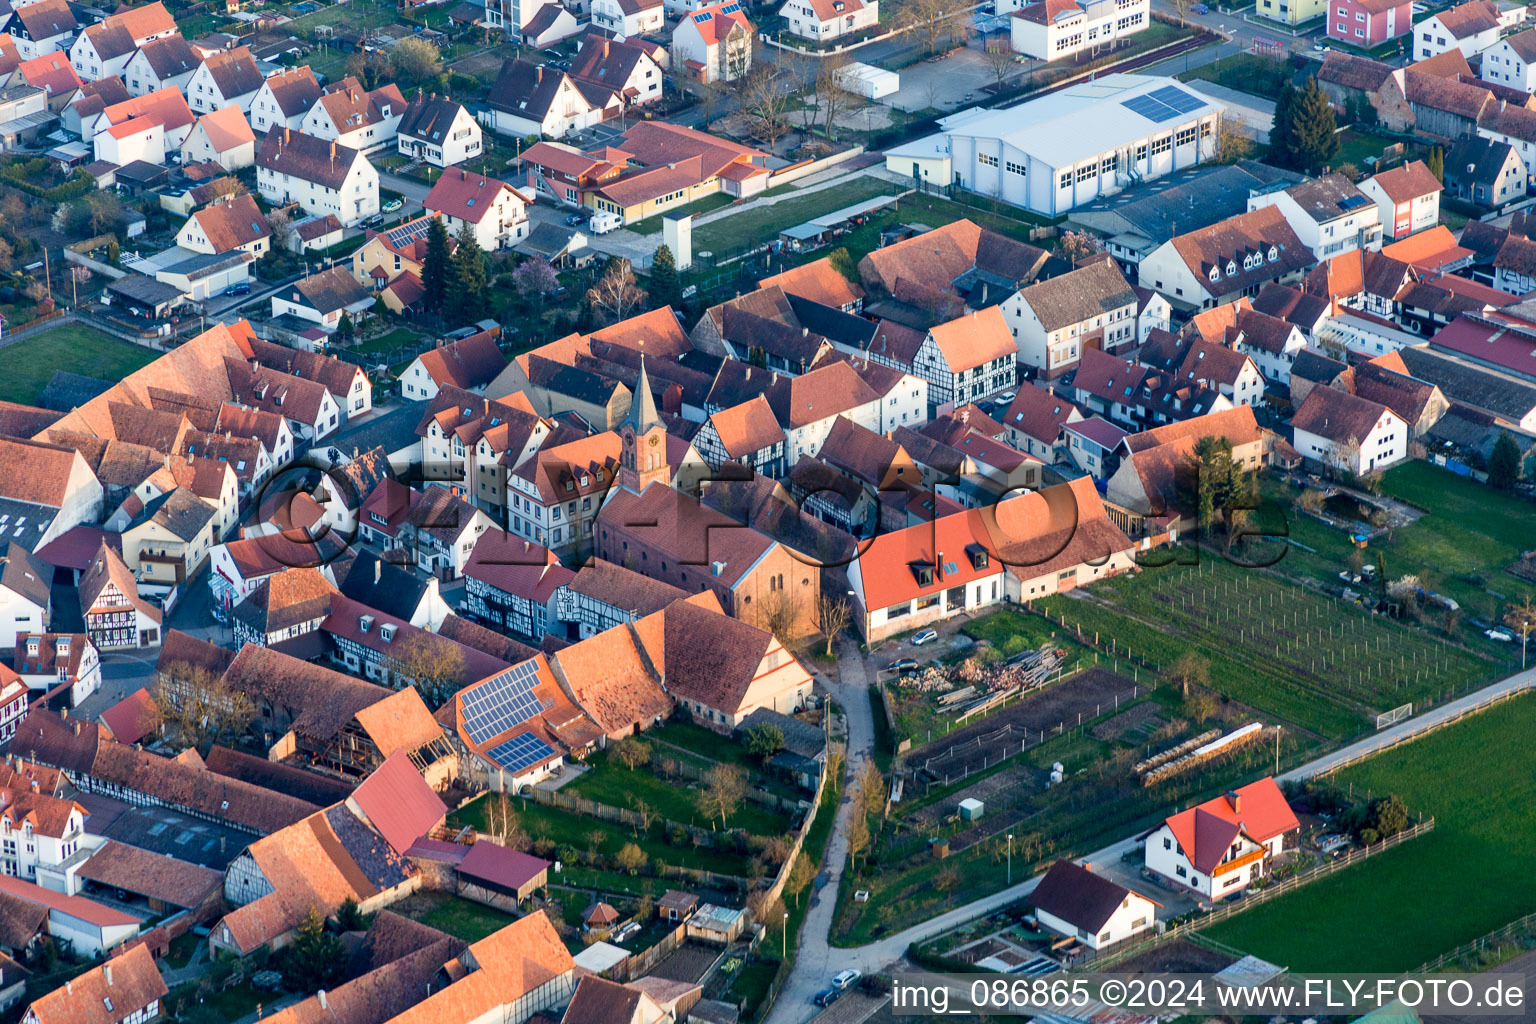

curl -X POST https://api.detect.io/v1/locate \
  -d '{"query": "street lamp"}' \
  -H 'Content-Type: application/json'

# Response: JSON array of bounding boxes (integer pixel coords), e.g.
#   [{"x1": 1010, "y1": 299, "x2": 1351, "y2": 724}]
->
[
  {"x1": 1007, "y1": 834, "x2": 1014, "y2": 886},
  {"x1": 782, "y1": 911, "x2": 789, "y2": 958}
]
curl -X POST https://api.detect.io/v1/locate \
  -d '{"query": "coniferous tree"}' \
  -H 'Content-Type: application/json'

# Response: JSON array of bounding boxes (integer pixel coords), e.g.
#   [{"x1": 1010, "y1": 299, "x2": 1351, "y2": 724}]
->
[
  {"x1": 649, "y1": 244, "x2": 680, "y2": 311},
  {"x1": 1488, "y1": 432, "x2": 1522, "y2": 490},
  {"x1": 1427, "y1": 145, "x2": 1445, "y2": 182},
  {"x1": 1269, "y1": 82, "x2": 1298, "y2": 169},
  {"x1": 421, "y1": 217, "x2": 452, "y2": 314},
  {"x1": 1280, "y1": 77, "x2": 1340, "y2": 175},
  {"x1": 450, "y1": 221, "x2": 490, "y2": 324}
]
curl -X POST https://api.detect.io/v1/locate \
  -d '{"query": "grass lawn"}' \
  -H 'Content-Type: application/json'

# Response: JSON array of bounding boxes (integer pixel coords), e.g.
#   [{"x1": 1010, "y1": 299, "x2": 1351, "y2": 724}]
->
[
  {"x1": 1253, "y1": 466, "x2": 1536, "y2": 652},
  {"x1": 346, "y1": 326, "x2": 425, "y2": 360},
  {"x1": 567, "y1": 750, "x2": 791, "y2": 835},
  {"x1": 692, "y1": 177, "x2": 905, "y2": 261},
  {"x1": 165, "y1": 932, "x2": 201, "y2": 969},
  {"x1": 449, "y1": 791, "x2": 753, "y2": 877},
  {"x1": 1038, "y1": 554, "x2": 1495, "y2": 740},
  {"x1": 408, "y1": 892, "x2": 518, "y2": 942},
  {"x1": 1206, "y1": 693, "x2": 1536, "y2": 971},
  {"x1": 0, "y1": 324, "x2": 159, "y2": 405},
  {"x1": 630, "y1": 193, "x2": 738, "y2": 234},
  {"x1": 1178, "y1": 53, "x2": 1291, "y2": 96},
  {"x1": 1336, "y1": 129, "x2": 1398, "y2": 170}
]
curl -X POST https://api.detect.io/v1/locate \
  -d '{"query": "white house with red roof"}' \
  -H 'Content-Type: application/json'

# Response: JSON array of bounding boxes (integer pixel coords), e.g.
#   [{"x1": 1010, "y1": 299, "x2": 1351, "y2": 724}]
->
[
  {"x1": 1358, "y1": 160, "x2": 1442, "y2": 241},
  {"x1": 1005, "y1": 0, "x2": 1149, "y2": 59},
  {"x1": 778, "y1": 0, "x2": 878, "y2": 41},
  {"x1": 423, "y1": 169, "x2": 530, "y2": 251},
  {"x1": 672, "y1": 1, "x2": 754, "y2": 83},
  {"x1": 1143, "y1": 777, "x2": 1300, "y2": 900}
]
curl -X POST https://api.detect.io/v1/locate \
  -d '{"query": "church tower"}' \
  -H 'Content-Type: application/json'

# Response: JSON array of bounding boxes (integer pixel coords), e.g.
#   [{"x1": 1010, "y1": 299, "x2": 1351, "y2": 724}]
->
[{"x1": 618, "y1": 357, "x2": 670, "y2": 493}]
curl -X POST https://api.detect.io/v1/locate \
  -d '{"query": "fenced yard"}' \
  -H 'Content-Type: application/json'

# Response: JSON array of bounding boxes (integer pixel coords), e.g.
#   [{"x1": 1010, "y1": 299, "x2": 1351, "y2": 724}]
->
[
  {"x1": 1205, "y1": 692, "x2": 1536, "y2": 971},
  {"x1": 1038, "y1": 556, "x2": 1497, "y2": 741},
  {"x1": 0, "y1": 324, "x2": 158, "y2": 404}
]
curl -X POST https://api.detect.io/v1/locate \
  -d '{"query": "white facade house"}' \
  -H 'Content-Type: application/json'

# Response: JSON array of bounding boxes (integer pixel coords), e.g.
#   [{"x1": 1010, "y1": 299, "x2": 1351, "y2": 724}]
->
[
  {"x1": 777, "y1": 0, "x2": 879, "y2": 41},
  {"x1": 67, "y1": 2, "x2": 177, "y2": 82},
  {"x1": 121, "y1": 34, "x2": 199, "y2": 97},
  {"x1": 1030, "y1": 860, "x2": 1159, "y2": 951},
  {"x1": 1246, "y1": 174, "x2": 1384, "y2": 261},
  {"x1": 249, "y1": 66, "x2": 322, "y2": 134},
  {"x1": 256, "y1": 129, "x2": 380, "y2": 227},
  {"x1": 423, "y1": 170, "x2": 530, "y2": 251},
  {"x1": 884, "y1": 75, "x2": 1222, "y2": 217},
  {"x1": 0, "y1": 548, "x2": 49, "y2": 650},
  {"x1": 1291, "y1": 386, "x2": 1409, "y2": 474},
  {"x1": 590, "y1": 0, "x2": 666, "y2": 38},
  {"x1": 485, "y1": 61, "x2": 610, "y2": 140},
  {"x1": 1413, "y1": 0, "x2": 1520, "y2": 61},
  {"x1": 1143, "y1": 778, "x2": 1300, "y2": 901},
  {"x1": 185, "y1": 46, "x2": 264, "y2": 114},
  {"x1": 1005, "y1": 0, "x2": 1150, "y2": 60},
  {"x1": 671, "y1": 1, "x2": 755, "y2": 83},
  {"x1": 1358, "y1": 160, "x2": 1442, "y2": 241},
  {"x1": 1004, "y1": 258, "x2": 1140, "y2": 378},
  {"x1": 179, "y1": 105, "x2": 256, "y2": 171},
  {"x1": 301, "y1": 79, "x2": 405, "y2": 154},
  {"x1": 397, "y1": 94, "x2": 482, "y2": 168},
  {"x1": 1480, "y1": 27, "x2": 1536, "y2": 88}
]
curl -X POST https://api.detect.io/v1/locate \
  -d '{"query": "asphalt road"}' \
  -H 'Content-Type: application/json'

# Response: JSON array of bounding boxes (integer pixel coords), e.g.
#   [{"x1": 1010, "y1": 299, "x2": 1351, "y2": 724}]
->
[{"x1": 763, "y1": 652, "x2": 1536, "y2": 1024}]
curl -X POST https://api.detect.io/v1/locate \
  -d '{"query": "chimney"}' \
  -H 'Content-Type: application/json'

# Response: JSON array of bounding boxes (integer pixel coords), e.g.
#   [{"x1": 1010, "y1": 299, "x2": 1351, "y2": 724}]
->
[
  {"x1": 329, "y1": 140, "x2": 336, "y2": 161},
  {"x1": 73, "y1": 721, "x2": 81, "y2": 736},
  {"x1": 282, "y1": 127, "x2": 289, "y2": 144},
  {"x1": 935, "y1": 552, "x2": 944, "y2": 580},
  {"x1": 318, "y1": 991, "x2": 328, "y2": 1010},
  {"x1": 536, "y1": 66, "x2": 543, "y2": 85},
  {"x1": 1228, "y1": 790, "x2": 1241, "y2": 812},
  {"x1": 105, "y1": 965, "x2": 113, "y2": 986},
  {"x1": 604, "y1": 40, "x2": 610, "y2": 58},
  {"x1": 374, "y1": 559, "x2": 381, "y2": 584}
]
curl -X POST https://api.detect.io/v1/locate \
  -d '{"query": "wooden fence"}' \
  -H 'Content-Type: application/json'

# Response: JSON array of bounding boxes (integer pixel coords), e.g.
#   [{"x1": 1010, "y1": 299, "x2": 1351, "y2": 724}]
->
[
  {"x1": 1085, "y1": 818, "x2": 1437, "y2": 970},
  {"x1": 1413, "y1": 907, "x2": 1536, "y2": 974}
]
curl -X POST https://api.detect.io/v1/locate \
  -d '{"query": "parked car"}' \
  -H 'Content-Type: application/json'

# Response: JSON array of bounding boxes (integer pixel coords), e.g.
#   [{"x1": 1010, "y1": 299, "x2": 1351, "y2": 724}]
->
[
  {"x1": 814, "y1": 988, "x2": 840, "y2": 1007},
  {"x1": 833, "y1": 969, "x2": 862, "y2": 991},
  {"x1": 1485, "y1": 629, "x2": 1514, "y2": 642},
  {"x1": 1191, "y1": 2, "x2": 1208, "y2": 11},
  {"x1": 224, "y1": 281, "x2": 251, "y2": 296},
  {"x1": 910, "y1": 629, "x2": 939, "y2": 646},
  {"x1": 997, "y1": 390, "x2": 1017, "y2": 403},
  {"x1": 382, "y1": 197, "x2": 403, "y2": 213},
  {"x1": 887, "y1": 658, "x2": 919, "y2": 673},
  {"x1": 566, "y1": 213, "x2": 588, "y2": 226}
]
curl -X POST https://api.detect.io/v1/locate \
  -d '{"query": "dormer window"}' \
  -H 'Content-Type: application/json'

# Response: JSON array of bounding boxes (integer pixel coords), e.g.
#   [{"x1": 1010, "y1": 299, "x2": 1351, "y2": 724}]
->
[
  {"x1": 1226, "y1": 260, "x2": 1238, "y2": 276},
  {"x1": 1268, "y1": 246, "x2": 1278, "y2": 262},
  {"x1": 1208, "y1": 267, "x2": 1220, "y2": 283}
]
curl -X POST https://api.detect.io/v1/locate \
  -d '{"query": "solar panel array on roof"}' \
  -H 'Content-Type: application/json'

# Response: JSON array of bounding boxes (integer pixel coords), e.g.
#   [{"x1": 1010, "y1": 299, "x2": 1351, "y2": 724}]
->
[
  {"x1": 487, "y1": 733, "x2": 556, "y2": 774},
  {"x1": 462, "y1": 660, "x2": 548, "y2": 745},
  {"x1": 1121, "y1": 86, "x2": 1206, "y2": 124}
]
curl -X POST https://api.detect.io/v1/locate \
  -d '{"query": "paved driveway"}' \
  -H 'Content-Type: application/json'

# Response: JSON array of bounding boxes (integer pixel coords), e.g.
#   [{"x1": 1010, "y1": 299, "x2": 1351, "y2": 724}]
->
[{"x1": 884, "y1": 48, "x2": 1005, "y2": 113}]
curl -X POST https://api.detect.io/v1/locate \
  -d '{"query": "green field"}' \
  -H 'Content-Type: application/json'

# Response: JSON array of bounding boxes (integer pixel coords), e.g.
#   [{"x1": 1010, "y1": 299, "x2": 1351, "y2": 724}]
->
[
  {"x1": 1038, "y1": 556, "x2": 1495, "y2": 740},
  {"x1": 1254, "y1": 464, "x2": 1536, "y2": 651},
  {"x1": 567, "y1": 749, "x2": 791, "y2": 836},
  {"x1": 1207, "y1": 693, "x2": 1536, "y2": 971},
  {"x1": 406, "y1": 892, "x2": 518, "y2": 943},
  {"x1": 1178, "y1": 53, "x2": 1291, "y2": 96},
  {"x1": 692, "y1": 177, "x2": 906, "y2": 261},
  {"x1": 449, "y1": 790, "x2": 754, "y2": 877},
  {"x1": 0, "y1": 324, "x2": 159, "y2": 405}
]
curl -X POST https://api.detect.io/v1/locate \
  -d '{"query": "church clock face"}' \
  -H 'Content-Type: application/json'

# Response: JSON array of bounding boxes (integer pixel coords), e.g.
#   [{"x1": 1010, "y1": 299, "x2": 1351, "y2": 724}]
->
[
  {"x1": 625, "y1": 434, "x2": 633, "y2": 446},
  {"x1": 649, "y1": 435, "x2": 660, "y2": 447}
]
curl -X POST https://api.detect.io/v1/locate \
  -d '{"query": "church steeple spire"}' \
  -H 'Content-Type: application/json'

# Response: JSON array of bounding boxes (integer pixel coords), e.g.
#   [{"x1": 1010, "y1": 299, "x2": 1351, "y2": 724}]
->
[{"x1": 625, "y1": 356, "x2": 661, "y2": 433}]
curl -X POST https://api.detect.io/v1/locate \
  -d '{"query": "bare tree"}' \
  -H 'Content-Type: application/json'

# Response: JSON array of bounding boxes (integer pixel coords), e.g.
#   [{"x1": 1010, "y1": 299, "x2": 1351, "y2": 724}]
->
[
  {"x1": 208, "y1": 177, "x2": 248, "y2": 202},
  {"x1": 739, "y1": 65, "x2": 795, "y2": 149},
  {"x1": 1169, "y1": 0, "x2": 1192, "y2": 25},
  {"x1": 615, "y1": 842, "x2": 648, "y2": 874},
  {"x1": 758, "y1": 586, "x2": 802, "y2": 639},
  {"x1": 815, "y1": 595, "x2": 851, "y2": 657},
  {"x1": 1167, "y1": 651, "x2": 1210, "y2": 699},
  {"x1": 898, "y1": 0, "x2": 974, "y2": 55},
  {"x1": 1057, "y1": 230, "x2": 1106, "y2": 264},
  {"x1": 613, "y1": 735, "x2": 652, "y2": 770},
  {"x1": 153, "y1": 662, "x2": 256, "y2": 751},
  {"x1": 698, "y1": 763, "x2": 746, "y2": 829},
  {"x1": 483, "y1": 792, "x2": 529, "y2": 850},
  {"x1": 586, "y1": 258, "x2": 647, "y2": 325},
  {"x1": 935, "y1": 865, "x2": 961, "y2": 906},
  {"x1": 845, "y1": 801, "x2": 871, "y2": 870},
  {"x1": 982, "y1": 38, "x2": 1015, "y2": 92},
  {"x1": 629, "y1": 796, "x2": 657, "y2": 836},
  {"x1": 814, "y1": 53, "x2": 858, "y2": 141},
  {"x1": 857, "y1": 760, "x2": 886, "y2": 817},
  {"x1": 267, "y1": 207, "x2": 296, "y2": 253},
  {"x1": 390, "y1": 633, "x2": 466, "y2": 709},
  {"x1": 785, "y1": 853, "x2": 816, "y2": 906},
  {"x1": 1215, "y1": 111, "x2": 1255, "y2": 164},
  {"x1": 1505, "y1": 596, "x2": 1536, "y2": 669}
]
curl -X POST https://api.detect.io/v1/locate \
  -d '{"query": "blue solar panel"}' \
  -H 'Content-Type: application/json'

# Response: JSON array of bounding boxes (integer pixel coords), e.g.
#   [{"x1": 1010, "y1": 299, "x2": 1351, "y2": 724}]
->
[
  {"x1": 487, "y1": 733, "x2": 556, "y2": 774},
  {"x1": 462, "y1": 661, "x2": 547, "y2": 745},
  {"x1": 1120, "y1": 95, "x2": 1180, "y2": 123},
  {"x1": 1149, "y1": 85, "x2": 1206, "y2": 114}
]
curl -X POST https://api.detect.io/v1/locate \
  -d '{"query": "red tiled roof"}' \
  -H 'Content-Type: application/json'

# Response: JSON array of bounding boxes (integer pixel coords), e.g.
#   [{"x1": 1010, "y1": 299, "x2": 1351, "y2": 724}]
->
[
  {"x1": 1163, "y1": 777, "x2": 1299, "y2": 875},
  {"x1": 347, "y1": 750, "x2": 446, "y2": 857}
]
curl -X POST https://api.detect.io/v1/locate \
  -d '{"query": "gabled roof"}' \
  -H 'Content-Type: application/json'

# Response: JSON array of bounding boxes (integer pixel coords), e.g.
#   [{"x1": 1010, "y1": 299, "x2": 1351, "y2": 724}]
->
[
  {"x1": 1367, "y1": 159, "x2": 1443, "y2": 204},
  {"x1": 1290, "y1": 384, "x2": 1396, "y2": 442},
  {"x1": 1001, "y1": 383, "x2": 1081, "y2": 444},
  {"x1": 463, "y1": 532, "x2": 575, "y2": 603},
  {"x1": 925, "y1": 305, "x2": 1017, "y2": 374},
  {"x1": 1169, "y1": 206, "x2": 1315, "y2": 299},
  {"x1": 706, "y1": 395, "x2": 784, "y2": 458},
  {"x1": 198, "y1": 45, "x2": 264, "y2": 99},
  {"x1": 190, "y1": 193, "x2": 269, "y2": 253},
  {"x1": 13, "y1": 51, "x2": 79, "y2": 99},
  {"x1": 22, "y1": 942, "x2": 165, "y2": 1024},
  {"x1": 1015, "y1": 257, "x2": 1136, "y2": 332},
  {"x1": 132, "y1": 32, "x2": 198, "y2": 79},
  {"x1": 193, "y1": 103, "x2": 256, "y2": 154},
  {"x1": 758, "y1": 257, "x2": 864, "y2": 310},
  {"x1": 682, "y1": 0, "x2": 754, "y2": 46},
  {"x1": 424, "y1": 169, "x2": 524, "y2": 225},
  {"x1": 96, "y1": 688, "x2": 155, "y2": 745},
  {"x1": 347, "y1": 749, "x2": 445, "y2": 857},
  {"x1": 1031, "y1": 859, "x2": 1157, "y2": 932},
  {"x1": 11, "y1": 0, "x2": 76, "y2": 43},
  {"x1": 1429, "y1": 0, "x2": 1500, "y2": 38},
  {"x1": 258, "y1": 128, "x2": 365, "y2": 192},
  {"x1": 261, "y1": 64, "x2": 323, "y2": 118},
  {"x1": 487, "y1": 58, "x2": 578, "y2": 122},
  {"x1": 398, "y1": 91, "x2": 467, "y2": 142},
  {"x1": 413, "y1": 332, "x2": 507, "y2": 391},
  {"x1": 1317, "y1": 51, "x2": 1396, "y2": 92},
  {"x1": 1162, "y1": 777, "x2": 1299, "y2": 875},
  {"x1": 80, "y1": 542, "x2": 160, "y2": 623}
]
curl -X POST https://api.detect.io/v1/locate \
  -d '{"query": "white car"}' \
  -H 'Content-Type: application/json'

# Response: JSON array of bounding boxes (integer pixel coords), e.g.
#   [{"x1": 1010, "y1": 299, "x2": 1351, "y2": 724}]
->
[
  {"x1": 910, "y1": 629, "x2": 939, "y2": 646},
  {"x1": 832, "y1": 969, "x2": 861, "y2": 991}
]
